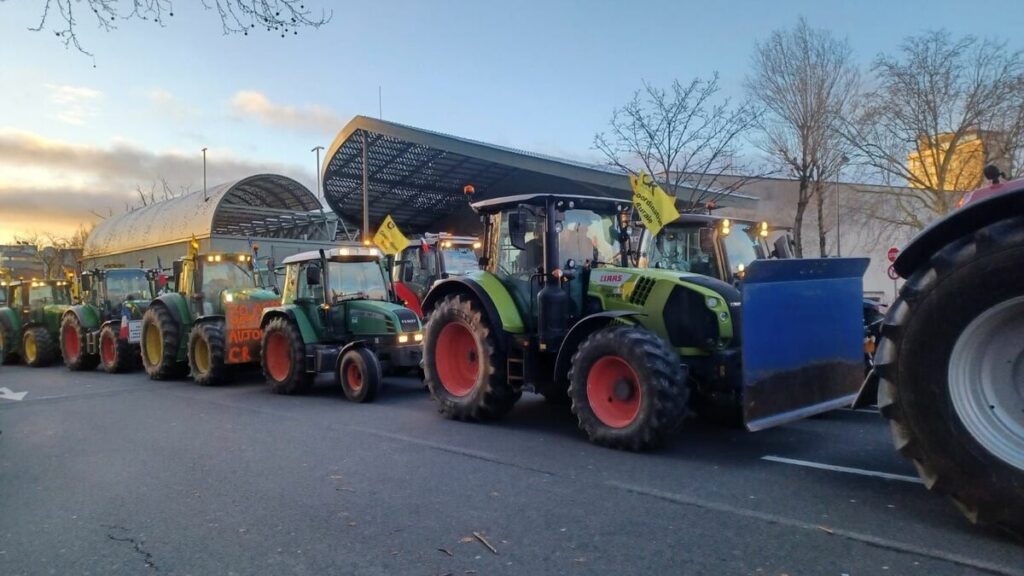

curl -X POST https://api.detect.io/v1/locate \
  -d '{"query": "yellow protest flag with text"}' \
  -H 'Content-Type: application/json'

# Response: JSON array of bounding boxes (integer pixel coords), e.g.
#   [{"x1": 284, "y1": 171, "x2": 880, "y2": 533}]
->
[
  {"x1": 373, "y1": 215, "x2": 411, "y2": 255},
  {"x1": 629, "y1": 171, "x2": 680, "y2": 237}
]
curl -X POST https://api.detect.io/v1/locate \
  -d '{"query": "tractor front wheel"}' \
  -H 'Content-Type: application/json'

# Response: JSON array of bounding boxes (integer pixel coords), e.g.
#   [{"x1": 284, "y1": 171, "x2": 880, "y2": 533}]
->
[
  {"x1": 569, "y1": 325, "x2": 688, "y2": 450},
  {"x1": 99, "y1": 324, "x2": 136, "y2": 373},
  {"x1": 423, "y1": 294, "x2": 519, "y2": 421},
  {"x1": 188, "y1": 321, "x2": 228, "y2": 386},
  {"x1": 338, "y1": 347, "x2": 381, "y2": 403},
  {"x1": 0, "y1": 323, "x2": 18, "y2": 364},
  {"x1": 140, "y1": 306, "x2": 187, "y2": 380},
  {"x1": 261, "y1": 317, "x2": 312, "y2": 395},
  {"x1": 23, "y1": 326, "x2": 58, "y2": 368},
  {"x1": 61, "y1": 313, "x2": 98, "y2": 371}
]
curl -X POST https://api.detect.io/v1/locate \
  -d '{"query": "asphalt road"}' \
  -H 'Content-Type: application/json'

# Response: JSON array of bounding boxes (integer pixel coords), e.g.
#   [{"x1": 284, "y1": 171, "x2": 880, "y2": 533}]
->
[{"x1": 0, "y1": 365, "x2": 1020, "y2": 576}]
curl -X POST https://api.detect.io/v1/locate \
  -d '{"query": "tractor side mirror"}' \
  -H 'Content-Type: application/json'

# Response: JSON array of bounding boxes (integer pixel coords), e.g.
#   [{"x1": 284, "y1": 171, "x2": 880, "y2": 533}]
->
[
  {"x1": 171, "y1": 260, "x2": 183, "y2": 287},
  {"x1": 508, "y1": 209, "x2": 527, "y2": 250},
  {"x1": 402, "y1": 265, "x2": 414, "y2": 283},
  {"x1": 774, "y1": 234, "x2": 795, "y2": 259},
  {"x1": 306, "y1": 264, "x2": 321, "y2": 286},
  {"x1": 699, "y1": 227, "x2": 715, "y2": 253},
  {"x1": 80, "y1": 274, "x2": 93, "y2": 293},
  {"x1": 418, "y1": 249, "x2": 430, "y2": 270}
]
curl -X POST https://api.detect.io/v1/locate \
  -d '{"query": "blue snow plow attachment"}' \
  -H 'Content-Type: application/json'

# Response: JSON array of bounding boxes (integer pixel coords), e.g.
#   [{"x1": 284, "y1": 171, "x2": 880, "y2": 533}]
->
[{"x1": 739, "y1": 258, "x2": 870, "y2": 431}]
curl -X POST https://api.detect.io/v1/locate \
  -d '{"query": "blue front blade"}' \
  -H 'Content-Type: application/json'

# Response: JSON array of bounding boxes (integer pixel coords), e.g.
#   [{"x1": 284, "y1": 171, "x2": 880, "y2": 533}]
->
[{"x1": 740, "y1": 258, "x2": 869, "y2": 431}]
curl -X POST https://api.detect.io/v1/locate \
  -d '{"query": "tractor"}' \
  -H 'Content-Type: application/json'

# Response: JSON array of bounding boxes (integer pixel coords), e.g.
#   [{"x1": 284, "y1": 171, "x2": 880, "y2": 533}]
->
[
  {"x1": 59, "y1": 267, "x2": 158, "y2": 373},
  {"x1": 140, "y1": 249, "x2": 280, "y2": 385},
  {"x1": 393, "y1": 233, "x2": 481, "y2": 318},
  {"x1": 420, "y1": 193, "x2": 868, "y2": 450},
  {"x1": 0, "y1": 279, "x2": 74, "y2": 367},
  {"x1": 259, "y1": 245, "x2": 423, "y2": 400},
  {"x1": 854, "y1": 165, "x2": 1024, "y2": 536}
]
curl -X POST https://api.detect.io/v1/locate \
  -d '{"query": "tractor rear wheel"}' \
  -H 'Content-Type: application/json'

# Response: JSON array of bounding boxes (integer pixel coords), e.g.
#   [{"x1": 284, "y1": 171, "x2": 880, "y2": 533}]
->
[
  {"x1": 339, "y1": 347, "x2": 382, "y2": 403},
  {"x1": 140, "y1": 306, "x2": 187, "y2": 380},
  {"x1": 189, "y1": 321, "x2": 228, "y2": 386},
  {"x1": 0, "y1": 322, "x2": 18, "y2": 364},
  {"x1": 423, "y1": 294, "x2": 519, "y2": 421},
  {"x1": 23, "y1": 326, "x2": 58, "y2": 368},
  {"x1": 875, "y1": 216, "x2": 1024, "y2": 537},
  {"x1": 569, "y1": 325, "x2": 688, "y2": 450},
  {"x1": 99, "y1": 324, "x2": 135, "y2": 373},
  {"x1": 261, "y1": 317, "x2": 312, "y2": 395},
  {"x1": 61, "y1": 313, "x2": 98, "y2": 371}
]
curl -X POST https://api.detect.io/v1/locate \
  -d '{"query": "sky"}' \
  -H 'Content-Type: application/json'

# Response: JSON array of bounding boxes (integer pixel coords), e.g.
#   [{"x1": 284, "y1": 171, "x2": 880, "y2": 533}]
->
[{"x1": 1, "y1": 0, "x2": 1022, "y2": 241}]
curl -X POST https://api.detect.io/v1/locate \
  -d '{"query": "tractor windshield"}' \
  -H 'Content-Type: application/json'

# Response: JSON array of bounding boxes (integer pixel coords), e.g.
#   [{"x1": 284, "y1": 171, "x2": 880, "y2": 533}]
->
[
  {"x1": 105, "y1": 269, "x2": 151, "y2": 305},
  {"x1": 30, "y1": 283, "x2": 71, "y2": 307},
  {"x1": 441, "y1": 247, "x2": 479, "y2": 275},
  {"x1": 721, "y1": 223, "x2": 760, "y2": 275},
  {"x1": 328, "y1": 260, "x2": 389, "y2": 302},
  {"x1": 558, "y1": 209, "x2": 621, "y2": 267},
  {"x1": 200, "y1": 260, "x2": 255, "y2": 302},
  {"x1": 648, "y1": 225, "x2": 717, "y2": 275}
]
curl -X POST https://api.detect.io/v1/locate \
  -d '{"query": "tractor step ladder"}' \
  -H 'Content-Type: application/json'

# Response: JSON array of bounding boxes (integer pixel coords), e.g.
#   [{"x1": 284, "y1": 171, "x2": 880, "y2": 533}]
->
[{"x1": 507, "y1": 345, "x2": 526, "y2": 385}]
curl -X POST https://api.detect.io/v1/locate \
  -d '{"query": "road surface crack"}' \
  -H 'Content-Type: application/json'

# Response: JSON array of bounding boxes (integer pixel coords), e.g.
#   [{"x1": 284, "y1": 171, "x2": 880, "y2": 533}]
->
[{"x1": 103, "y1": 525, "x2": 158, "y2": 571}]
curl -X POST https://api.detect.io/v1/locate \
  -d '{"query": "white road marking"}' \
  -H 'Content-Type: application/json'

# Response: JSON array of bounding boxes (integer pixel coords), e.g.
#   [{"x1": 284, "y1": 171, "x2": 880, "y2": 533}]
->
[
  {"x1": 761, "y1": 455, "x2": 923, "y2": 484},
  {"x1": 0, "y1": 387, "x2": 27, "y2": 401}
]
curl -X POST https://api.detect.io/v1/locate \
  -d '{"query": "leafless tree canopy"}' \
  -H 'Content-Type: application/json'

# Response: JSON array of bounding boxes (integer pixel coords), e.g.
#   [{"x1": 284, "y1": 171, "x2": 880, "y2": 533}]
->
[
  {"x1": 12, "y1": 226, "x2": 91, "y2": 278},
  {"x1": 594, "y1": 75, "x2": 763, "y2": 213},
  {"x1": 16, "y1": 0, "x2": 331, "y2": 59},
  {"x1": 747, "y1": 18, "x2": 858, "y2": 257},
  {"x1": 844, "y1": 31, "x2": 1024, "y2": 228}
]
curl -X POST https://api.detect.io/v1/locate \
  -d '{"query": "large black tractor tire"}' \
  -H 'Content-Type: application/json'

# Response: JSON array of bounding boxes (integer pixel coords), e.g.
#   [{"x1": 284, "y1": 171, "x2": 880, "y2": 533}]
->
[
  {"x1": 140, "y1": 306, "x2": 188, "y2": 380},
  {"x1": 568, "y1": 325, "x2": 689, "y2": 451},
  {"x1": 338, "y1": 347, "x2": 382, "y2": 403},
  {"x1": 60, "y1": 313, "x2": 99, "y2": 371},
  {"x1": 188, "y1": 321, "x2": 228, "y2": 386},
  {"x1": 0, "y1": 322, "x2": 19, "y2": 365},
  {"x1": 422, "y1": 294, "x2": 520, "y2": 421},
  {"x1": 260, "y1": 317, "x2": 312, "y2": 395},
  {"x1": 23, "y1": 326, "x2": 58, "y2": 368},
  {"x1": 875, "y1": 216, "x2": 1024, "y2": 537},
  {"x1": 98, "y1": 324, "x2": 137, "y2": 374}
]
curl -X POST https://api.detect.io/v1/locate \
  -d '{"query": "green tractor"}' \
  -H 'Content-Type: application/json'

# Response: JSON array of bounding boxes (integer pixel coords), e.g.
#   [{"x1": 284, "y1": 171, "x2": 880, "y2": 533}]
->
[
  {"x1": 0, "y1": 279, "x2": 74, "y2": 367},
  {"x1": 420, "y1": 194, "x2": 867, "y2": 450},
  {"x1": 140, "y1": 250, "x2": 280, "y2": 385},
  {"x1": 59, "y1": 267, "x2": 158, "y2": 373},
  {"x1": 259, "y1": 245, "x2": 423, "y2": 400}
]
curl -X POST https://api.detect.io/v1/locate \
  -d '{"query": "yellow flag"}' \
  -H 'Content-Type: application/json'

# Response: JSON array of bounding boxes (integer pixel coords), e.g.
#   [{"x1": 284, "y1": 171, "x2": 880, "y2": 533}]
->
[
  {"x1": 373, "y1": 215, "x2": 411, "y2": 255},
  {"x1": 629, "y1": 171, "x2": 680, "y2": 237}
]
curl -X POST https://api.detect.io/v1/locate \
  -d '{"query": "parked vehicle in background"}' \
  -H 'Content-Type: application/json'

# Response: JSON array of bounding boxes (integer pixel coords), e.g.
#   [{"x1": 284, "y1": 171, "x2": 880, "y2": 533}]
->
[
  {"x1": 393, "y1": 233, "x2": 481, "y2": 317},
  {"x1": 855, "y1": 166, "x2": 1024, "y2": 536},
  {"x1": 259, "y1": 245, "x2": 422, "y2": 400},
  {"x1": 420, "y1": 193, "x2": 868, "y2": 450},
  {"x1": 59, "y1": 267, "x2": 158, "y2": 373},
  {"x1": 0, "y1": 279, "x2": 74, "y2": 367},
  {"x1": 140, "y1": 247, "x2": 280, "y2": 385}
]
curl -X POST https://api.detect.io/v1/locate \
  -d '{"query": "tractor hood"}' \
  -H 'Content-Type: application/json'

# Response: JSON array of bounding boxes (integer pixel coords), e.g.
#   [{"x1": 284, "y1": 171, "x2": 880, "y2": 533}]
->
[
  {"x1": 224, "y1": 287, "x2": 281, "y2": 303},
  {"x1": 344, "y1": 300, "x2": 421, "y2": 335}
]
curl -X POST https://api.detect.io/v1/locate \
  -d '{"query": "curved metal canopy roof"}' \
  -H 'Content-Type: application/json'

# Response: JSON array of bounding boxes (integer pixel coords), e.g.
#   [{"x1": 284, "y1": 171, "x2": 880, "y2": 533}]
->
[{"x1": 84, "y1": 174, "x2": 322, "y2": 258}]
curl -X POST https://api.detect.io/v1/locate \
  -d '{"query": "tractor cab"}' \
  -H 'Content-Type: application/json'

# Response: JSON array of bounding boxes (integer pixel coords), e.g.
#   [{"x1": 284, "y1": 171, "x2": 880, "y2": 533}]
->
[
  {"x1": 0, "y1": 279, "x2": 73, "y2": 366},
  {"x1": 79, "y1": 267, "x2": 157, "y2": 318},
  {"x1": 639, "y1": 215, "x2": 794, "y2": 283},
  {"x1": 9, "y1": 279, "x2": 73, "y2": 321},
  {"x1": 171, "y1": 252, "x2": 265, "y2": 317},
  {"x1": 394, "y1": 233, "x2": 482, "y2": 317}
]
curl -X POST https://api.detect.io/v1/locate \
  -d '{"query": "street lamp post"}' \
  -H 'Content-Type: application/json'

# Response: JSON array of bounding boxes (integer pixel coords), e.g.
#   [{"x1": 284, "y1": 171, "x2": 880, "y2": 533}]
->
[
  {"x1": 835, "y1": 155, "x2": 848, "y2": 257},
  {"x1": 311, "y1": 145, "x2": 325, "y2": 202},
  {"x1": 202, "y1": 147, "x2": 209, "y2": 202}
]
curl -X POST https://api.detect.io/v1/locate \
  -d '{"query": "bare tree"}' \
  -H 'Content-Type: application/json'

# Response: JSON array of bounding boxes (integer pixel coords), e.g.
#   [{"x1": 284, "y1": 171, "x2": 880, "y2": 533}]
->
[
  {"x1": 12, "y1": 226, "x2": 91, "y2": 278},
  {"x1": 12, "y1": 0, "x2": 331, "y2": 60},
  {"x1": 594, "y1": 75, "x2": 763, "y2": 212},
  {"x1": 843, "y1": 31, "x2": 1024, "y2": 229},
  {"x1": 747, "y1": 18, "x2": 859, "y2": 257}
]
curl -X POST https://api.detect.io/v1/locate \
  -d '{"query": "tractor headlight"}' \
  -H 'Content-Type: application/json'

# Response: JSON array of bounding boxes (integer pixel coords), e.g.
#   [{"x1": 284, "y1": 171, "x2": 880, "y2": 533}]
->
[
  {"x1": 398, "y1": 334, "x2": 409, "y2": 343},
  {"x1": 719, "y1": 311, "x2": 729, "y2": 323},
  {"x1": 705, "y1": 296, "x2": 720, "y2": 309},
  {"x1": 414, "y1": 333, "x2": 423, "y2": 342}
]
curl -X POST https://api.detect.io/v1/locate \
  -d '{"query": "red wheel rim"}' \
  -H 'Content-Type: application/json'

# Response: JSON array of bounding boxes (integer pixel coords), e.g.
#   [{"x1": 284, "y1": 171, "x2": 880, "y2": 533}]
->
[
  {"x1": 586, "y1": 356, "x2": 642, "y2": 428},
  {"x1": 346, "y1": 362, "x2": 363, "y2": 391},
  {"x1": 100, "y1": 332, "x2": 116, "y2": 366},
  {"x1": 264, "y1": 331, "x2": 291, "y2": 382},
  {"x1": 62, "y1": 323, "x2": 80, "y2": 360},
  {"x1": 435, "y1": 322, "x2": 479, "y2": 397}
]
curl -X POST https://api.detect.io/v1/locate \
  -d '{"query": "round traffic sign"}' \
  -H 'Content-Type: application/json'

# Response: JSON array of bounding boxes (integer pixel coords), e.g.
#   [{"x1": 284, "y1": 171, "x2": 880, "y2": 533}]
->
[
  {"x1": 887, "y1": 246, "x2": 900, "y2": 263},
  {"x1": 887, "y1": 264, "x2": 899, "y2": 280}
]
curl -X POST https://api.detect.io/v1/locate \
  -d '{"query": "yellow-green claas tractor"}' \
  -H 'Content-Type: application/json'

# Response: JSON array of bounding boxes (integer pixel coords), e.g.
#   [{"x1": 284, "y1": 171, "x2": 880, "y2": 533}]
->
[
  {"x1": 140, "y1": 250, "x2": 280, "y2": 385},
  {"x1": 0, "y1": 279, "x2": 74, "y2": 367},
  {"x1": 420, "y1": 193, "x2": 868, "y2": 450},
  {"x1": 259, "y1": 245, "x2": 422, "y2": 401}
]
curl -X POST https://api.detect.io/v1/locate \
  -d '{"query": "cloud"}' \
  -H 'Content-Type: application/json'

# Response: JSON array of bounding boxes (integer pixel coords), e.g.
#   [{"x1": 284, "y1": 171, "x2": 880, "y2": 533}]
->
[
  {"x1": 0, "y1": 129, "x2": 308, "y2": 242},
  {"x1": 46, "y1": 84, "x2": 102, "y2": 125},
  {"x1": 148, "y1": 88, "x2": 197, "y2": 120},
  {"x1": 230, "y1": 90, "x2": 343, "y2": 134}
]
